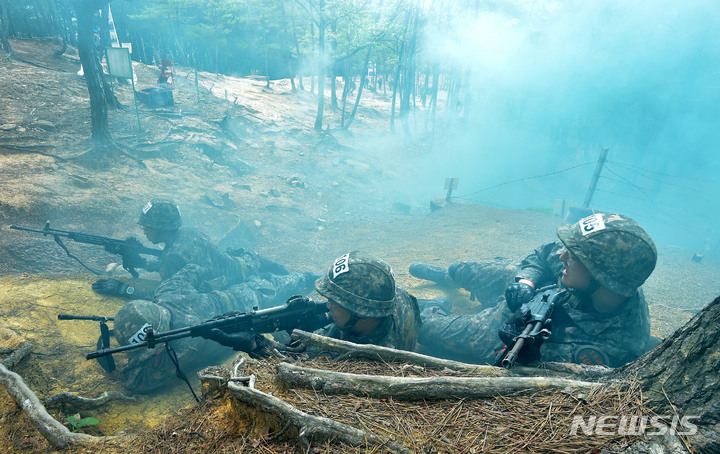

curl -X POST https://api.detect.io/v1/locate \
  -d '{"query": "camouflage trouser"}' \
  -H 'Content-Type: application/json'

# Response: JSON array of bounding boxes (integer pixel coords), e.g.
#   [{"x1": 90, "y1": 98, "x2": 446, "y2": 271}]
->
[
  {"x1": 448, "y1": 257, "x2": 520, "y2": 306},
  {"x1": 418, "y1": 302, "x2": 512, "y2": 364},
  {"x1": 419, "y1": 258, "x2": 519, "y2": 364},
  {"x1": 120, "y1": 267, "x2": 312, "y2": 393}
]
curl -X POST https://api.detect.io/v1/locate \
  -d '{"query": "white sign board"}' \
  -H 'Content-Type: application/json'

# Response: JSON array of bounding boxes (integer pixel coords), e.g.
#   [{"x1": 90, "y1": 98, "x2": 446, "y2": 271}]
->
[{"x1": 106, "y1": 46, "x2": 133, "y2": 79}]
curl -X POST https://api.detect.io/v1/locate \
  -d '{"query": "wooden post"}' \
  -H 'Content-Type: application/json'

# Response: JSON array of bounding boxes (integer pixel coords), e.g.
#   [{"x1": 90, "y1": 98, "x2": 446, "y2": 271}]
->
[
  {"x1": 583, "y1": 147, "x2": 609, "y2": 208},
  {"x1": 444, "y1": 177, "x2": 459, "y2": 202}
]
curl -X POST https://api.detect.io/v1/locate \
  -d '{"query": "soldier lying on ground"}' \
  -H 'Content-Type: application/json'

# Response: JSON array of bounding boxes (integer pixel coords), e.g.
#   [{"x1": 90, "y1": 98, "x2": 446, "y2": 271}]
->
[
  {"x1": 112, "y1": 263, "x2": 317, "y2": 393},
  {"x1": 207, "y1": 251, "x2": 425, "y2": 354},
  {"x1": 410, "y1": 213, "x2": 657, "y2": 368},
  {"x1": 92, "y1": 199, "x2": 290, "y2": 299}
]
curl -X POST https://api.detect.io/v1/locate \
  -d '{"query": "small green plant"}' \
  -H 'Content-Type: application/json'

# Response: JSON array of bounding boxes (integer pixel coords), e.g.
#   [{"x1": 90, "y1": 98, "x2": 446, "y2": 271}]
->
[{"x1": 65, "y1": 415, "x2": 100, "y2": 433}]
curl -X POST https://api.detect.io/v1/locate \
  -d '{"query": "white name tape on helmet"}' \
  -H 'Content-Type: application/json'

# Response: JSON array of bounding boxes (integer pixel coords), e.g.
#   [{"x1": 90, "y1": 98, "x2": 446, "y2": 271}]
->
[
  {"x1": 142, "y1": 201, "x2": 153, "y2": 214},
  {"x1": 129, "y1": 323, "x2": 152, "y2": 344},
  {"x1": 332, "y1": 253, "x2": 351, "y2": 279},
  {"x1": 580, "y1": 213, "x2": 606, "y2": 236}
]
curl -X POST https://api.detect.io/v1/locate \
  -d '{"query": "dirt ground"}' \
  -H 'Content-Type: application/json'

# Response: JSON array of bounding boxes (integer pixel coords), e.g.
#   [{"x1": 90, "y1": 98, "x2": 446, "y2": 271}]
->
[{"x1": 1, "y1": 39, "x2": 718, "y2": 452}]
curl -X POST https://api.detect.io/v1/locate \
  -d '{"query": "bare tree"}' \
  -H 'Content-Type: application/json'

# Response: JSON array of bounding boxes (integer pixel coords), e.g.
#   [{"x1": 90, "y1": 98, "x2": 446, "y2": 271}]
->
[
  {"x1": 0, "y1": 0, "x2": 14, "y2": 56},
  {"x1": 73, "y1": 0, "x2": 112, "y2": 144}
]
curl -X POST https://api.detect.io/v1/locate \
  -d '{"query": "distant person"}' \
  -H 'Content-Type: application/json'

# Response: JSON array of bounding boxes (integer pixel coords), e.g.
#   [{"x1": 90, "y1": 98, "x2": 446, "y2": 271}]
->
[
  {"x1": 113, "y1": 263, "x2": 316, "y2": 393},
  {"x1": 209, "y1": 251, "x2": 425, "y2": 353},
  {"x1": 92, "y1": 199, "x2": 294, "y2": 299},
  {"x1": 410, "y1": 213, "x2": 657, "y2": 367}
]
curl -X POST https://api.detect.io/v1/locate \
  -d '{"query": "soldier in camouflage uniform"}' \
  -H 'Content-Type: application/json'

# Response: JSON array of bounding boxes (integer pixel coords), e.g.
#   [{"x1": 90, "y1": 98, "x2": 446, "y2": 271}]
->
[
  {"x1": 93, "y1": 199, "x2": 291, "y2": 299},
  {"x1": 414, "y1": 213, "x2": 657, "y2": 368},
  {"x1": 312, "y1": 251, "x2": 421, "y2": 351},
  {"x1": 112, "y1": 262, "x2": 316, "y2": 393},
  {"x1": 206, "y1": 251, "x2": 423, "y2": 353}
]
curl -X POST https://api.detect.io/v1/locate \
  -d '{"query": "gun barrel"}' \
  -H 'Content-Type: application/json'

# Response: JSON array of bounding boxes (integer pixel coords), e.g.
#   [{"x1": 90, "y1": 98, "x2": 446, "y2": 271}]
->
[{"x1": 59, "y1": 314, "x2": 114, "y2": 322}]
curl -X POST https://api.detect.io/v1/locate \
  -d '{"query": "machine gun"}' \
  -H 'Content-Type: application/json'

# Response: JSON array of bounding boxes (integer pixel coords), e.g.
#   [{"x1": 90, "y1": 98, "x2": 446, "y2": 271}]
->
[
  {"x1": 498, "y1": 286, "x2": 562, "y2": 369},
  {"x1": 10, "y1": 221, "x2": 162, "y2": 278},
  {"x1": 86, "y1": 295, "x2": 330, "y2": 360}
]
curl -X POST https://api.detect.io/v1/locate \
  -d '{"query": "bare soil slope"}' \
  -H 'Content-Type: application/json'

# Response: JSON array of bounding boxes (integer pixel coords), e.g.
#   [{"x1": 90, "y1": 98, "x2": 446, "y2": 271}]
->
[{"x1": 1, "y1": 39, "x2": 718, "y2": 452}]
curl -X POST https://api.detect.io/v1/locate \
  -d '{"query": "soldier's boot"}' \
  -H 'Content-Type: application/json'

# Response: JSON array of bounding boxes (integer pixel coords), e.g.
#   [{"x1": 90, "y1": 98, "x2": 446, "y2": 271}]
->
[
  {"x1": 416, "y1": 297, "x2": 452, "y2": 316},
  {"x1": 409, "y1": 263, "x2": 454, "y2": 286}
]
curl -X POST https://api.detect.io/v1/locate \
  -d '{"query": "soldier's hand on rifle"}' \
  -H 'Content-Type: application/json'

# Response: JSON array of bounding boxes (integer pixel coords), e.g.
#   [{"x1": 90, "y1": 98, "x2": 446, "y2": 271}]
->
[
  {"x1": 505, "y1": 281, "x2": 535, "y2": 312},
  {"x1": 203, "y1": 330, "x2": 284, "y2": 358},
  {"x1": 92, "y1": 278, "x2": 135, "y2": 297}
]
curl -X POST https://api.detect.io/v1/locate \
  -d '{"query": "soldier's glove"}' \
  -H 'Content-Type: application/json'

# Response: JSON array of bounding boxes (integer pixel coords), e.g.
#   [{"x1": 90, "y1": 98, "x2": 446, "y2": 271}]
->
[
  {"x1": 204, "y1": 330, "x2": 285, "y2": 358},
  {"x1": 505, "y1": 282, "x2": 535, "y2": 312},
  {"x1": 204, "y1": 329, "x2": 259, "y2": 352},
  {"x1": 92, "y1": 278, "x2": 136, "y2": 297}
]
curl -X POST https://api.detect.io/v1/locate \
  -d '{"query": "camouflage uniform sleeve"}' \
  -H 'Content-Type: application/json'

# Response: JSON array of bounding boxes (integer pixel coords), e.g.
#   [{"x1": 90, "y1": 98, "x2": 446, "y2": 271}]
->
[{"x1": 515, "y1": 241, "x2": 565, "y2": 288}]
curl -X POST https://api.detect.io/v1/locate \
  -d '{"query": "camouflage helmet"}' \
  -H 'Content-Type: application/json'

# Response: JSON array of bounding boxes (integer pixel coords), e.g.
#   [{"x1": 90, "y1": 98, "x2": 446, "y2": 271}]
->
[
  {"x1": 114, "y1": 300, "x2": 172, "y2": 361},
  {"x1": 138, "y1": 199, "x2": 182, "y2": 231},
  {"x1": 557, "y1": 213, "x2": 657, "y2": 297},
  {"x1": 314, "y1": 251, "x2": 396, "y2": 318}
]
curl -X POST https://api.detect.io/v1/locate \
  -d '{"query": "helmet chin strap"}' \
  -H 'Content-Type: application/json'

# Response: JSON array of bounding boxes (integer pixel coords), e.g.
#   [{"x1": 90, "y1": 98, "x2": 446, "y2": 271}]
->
[{"x1": 584, "y1": 277, "x2": 602, "y2": 296}]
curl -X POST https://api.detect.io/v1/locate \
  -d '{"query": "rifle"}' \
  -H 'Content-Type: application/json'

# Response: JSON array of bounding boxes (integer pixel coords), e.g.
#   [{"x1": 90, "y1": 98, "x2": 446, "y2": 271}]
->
[
  {"x1": 86, "y1": 295, "x2": 330, "y2": 360},
  {"x1": 10, "y1": 221, "x2": 162, "y2": 278},
  {"x1": 498, "y1": 286, "x2": 562, "y2": 369}
]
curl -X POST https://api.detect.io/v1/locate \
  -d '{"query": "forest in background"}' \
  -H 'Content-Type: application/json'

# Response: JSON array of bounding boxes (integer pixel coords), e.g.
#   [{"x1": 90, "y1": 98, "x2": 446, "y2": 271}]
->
[{"x1": 1, "y1": 0, "x2": 485, "y2": 135}]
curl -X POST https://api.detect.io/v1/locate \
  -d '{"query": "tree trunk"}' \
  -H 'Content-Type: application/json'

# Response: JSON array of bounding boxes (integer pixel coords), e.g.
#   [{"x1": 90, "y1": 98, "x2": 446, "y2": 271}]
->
[
  {"x1": 0, "y1": 0, "x2": 13, "y2": 56},
  {"x1": 390, "y1": 7, "x2": 412, "y2": 132},
  {"x1": 74, "y1": 0, "x2": 112, "y2": 144},
  {"x1": 313, "y1": 2, "x2": 325, "y2": 131},
  {"x1": 613, "y1": 295, "x2": 720, "y2": 447},
  {"x1": 343, "y1": 45, "x2": 371, "y2": 130},
  {"x1": 329, "y1": 21, "x2": 337, "y2": 109}
]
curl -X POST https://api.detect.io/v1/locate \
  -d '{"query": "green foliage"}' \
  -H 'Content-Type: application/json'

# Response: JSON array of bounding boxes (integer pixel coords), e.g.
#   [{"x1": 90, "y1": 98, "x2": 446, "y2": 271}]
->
[{"x1": 65, "y1": 415, "x2": 100, "y2": 433}]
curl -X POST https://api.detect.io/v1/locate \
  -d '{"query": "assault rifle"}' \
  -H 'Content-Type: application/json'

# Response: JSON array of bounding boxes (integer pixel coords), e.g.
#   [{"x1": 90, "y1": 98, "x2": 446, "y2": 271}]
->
[
  {"x1": 87, "y1": 295, "x2": 330, "y2": 360},
  {"x1": 10, "y1": 221, "x2": 162, "y2": 278},
  {"x1": 498, "y1": 286, "x2": 562, "y2": 369}
]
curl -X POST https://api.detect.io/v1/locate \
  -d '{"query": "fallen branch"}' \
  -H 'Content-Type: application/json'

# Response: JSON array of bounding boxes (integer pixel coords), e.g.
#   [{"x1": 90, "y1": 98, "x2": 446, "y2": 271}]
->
[
  {"x1": 289, "y1": 330, "x2": 613, "y2": 380},
  {"x1": 0, "y1": 363, "x2": 99, "y2": 449},
  {"x1": 276, "y1": 363, "x2": 601, "y2": 400},
  {"x1": 219, "y1": 357, "x2": 411, "y2": 453},
  {"x1": 290, "y1": 329, "x2": 507, "y2": 376},
  {"x1": 1, "y1": 340, "x2": 33, "y2": 369},
  {"x1": 42, "y1": 390, "x2": 137, "y2": 409},
  {"x1": 227, "y1": 380, "x2": 410, "y2": 453}
]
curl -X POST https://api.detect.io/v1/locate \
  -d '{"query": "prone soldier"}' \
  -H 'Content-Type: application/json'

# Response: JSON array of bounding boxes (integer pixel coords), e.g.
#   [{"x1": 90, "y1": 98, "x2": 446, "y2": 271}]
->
[{"x1": 411, "y1": 213, "x2": 657, "y2": 368}]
